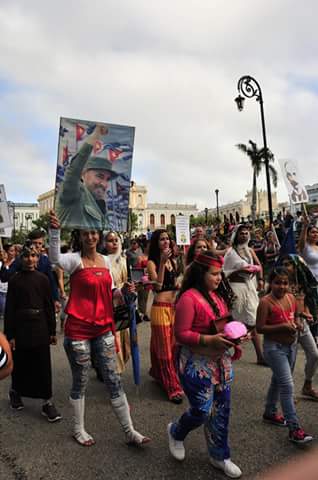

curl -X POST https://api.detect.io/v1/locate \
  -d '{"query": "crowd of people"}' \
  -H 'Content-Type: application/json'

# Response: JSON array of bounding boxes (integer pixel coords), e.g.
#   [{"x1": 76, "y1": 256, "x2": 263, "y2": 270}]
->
[{"x1": 1, "y1": 210, "x2": 318, "y2": 478}]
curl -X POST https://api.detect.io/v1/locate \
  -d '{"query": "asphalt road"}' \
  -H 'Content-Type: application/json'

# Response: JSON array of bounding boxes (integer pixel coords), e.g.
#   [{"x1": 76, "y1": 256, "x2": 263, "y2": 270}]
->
[{"x1": 0, "y1": 319, "x2": 317, "y2": 480}]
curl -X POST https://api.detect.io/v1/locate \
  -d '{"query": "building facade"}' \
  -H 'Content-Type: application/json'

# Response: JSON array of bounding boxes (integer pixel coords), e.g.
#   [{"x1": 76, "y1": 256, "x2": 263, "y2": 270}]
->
[
  {"x1": 306, "y1": 183, "x2": 318, "y2": 204},
  {"x1": 129, "y1": 183, "x2": 198, "y2": 232},
  {"x1": 206, "y1": 190, "x2": 278, "y2": 221},
  {"x1": 9, "y1": 202, "x2": 40, "y2": 232},
  {"x1": 38, "y1": 189, "x2": 55, "y2": 215},
  {"x1": 38, "y1": 183, "x2": 198, "y2": 233}
]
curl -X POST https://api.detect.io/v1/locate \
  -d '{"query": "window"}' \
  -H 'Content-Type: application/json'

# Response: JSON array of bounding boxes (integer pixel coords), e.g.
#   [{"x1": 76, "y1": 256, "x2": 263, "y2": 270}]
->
[
  {"x1": 171, "y1": 214, "x2": 175, "y2": 225},
  {"x1": 150, "y1": 214, "x2": 155, "y2": 226},
  {"x1": 160, "y1": 214, "x2": 165, "y2": 226}
]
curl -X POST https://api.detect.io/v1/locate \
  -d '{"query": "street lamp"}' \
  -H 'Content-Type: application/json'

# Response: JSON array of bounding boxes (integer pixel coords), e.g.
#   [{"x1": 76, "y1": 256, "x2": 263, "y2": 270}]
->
[
  {"x1": 204, "y1": 207, "x2": 208, "y2": 225},
  {"x1": 235, "y1": 75, "x2": 273, "y2": 225},
  {"x1": 215, "y1": 189, "x2": 220, "y2": 221},
  {"x1": 25, "y1": 214, "x2": 32, "y2": 231}
]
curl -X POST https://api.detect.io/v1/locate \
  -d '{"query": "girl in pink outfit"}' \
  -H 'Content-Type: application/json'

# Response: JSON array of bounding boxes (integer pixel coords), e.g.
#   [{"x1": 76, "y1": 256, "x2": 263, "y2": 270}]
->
[{"x1": 167, "y1": 252, "x2": 242, "y2": 479}]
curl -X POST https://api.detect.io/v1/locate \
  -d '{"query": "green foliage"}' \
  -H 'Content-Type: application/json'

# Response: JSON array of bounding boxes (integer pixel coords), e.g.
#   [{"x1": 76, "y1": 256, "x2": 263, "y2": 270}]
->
[
  {"x1": 129, "y1": 211, "x2": 138, "y2": 233},
  {"x1": 31, "y1": 212, "x2": 50, "y2": 232},
  {"x1": 10, "y1": 228, "x2": 28, "y2": 245}
]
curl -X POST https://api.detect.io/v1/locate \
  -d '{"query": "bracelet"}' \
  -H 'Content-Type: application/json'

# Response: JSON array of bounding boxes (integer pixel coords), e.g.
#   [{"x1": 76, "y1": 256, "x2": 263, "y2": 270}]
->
[{"x1": 199, "y1": 334, "x2": 207, "y2": 346}]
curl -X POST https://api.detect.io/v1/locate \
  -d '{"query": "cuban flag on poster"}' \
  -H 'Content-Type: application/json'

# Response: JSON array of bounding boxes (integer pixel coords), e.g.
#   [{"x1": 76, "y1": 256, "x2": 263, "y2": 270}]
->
[
  {"x1": 104, "y1": 143, "x2": 133, "y2": 163},
  {"x1": 75, "y1": 123, "x2": 97, "y2": 144}
]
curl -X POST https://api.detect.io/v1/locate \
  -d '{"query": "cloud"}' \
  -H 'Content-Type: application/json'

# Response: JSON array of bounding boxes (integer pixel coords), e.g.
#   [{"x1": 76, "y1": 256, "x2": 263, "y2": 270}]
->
[{"x1": 0, "y1": 0, "x2": 318, "y2": 210}]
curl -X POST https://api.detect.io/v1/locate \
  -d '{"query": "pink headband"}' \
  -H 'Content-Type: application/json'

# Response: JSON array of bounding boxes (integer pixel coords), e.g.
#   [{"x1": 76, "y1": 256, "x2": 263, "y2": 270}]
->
[{"x1": 194, "y1": 253, "x2": 224, "y2": 268}]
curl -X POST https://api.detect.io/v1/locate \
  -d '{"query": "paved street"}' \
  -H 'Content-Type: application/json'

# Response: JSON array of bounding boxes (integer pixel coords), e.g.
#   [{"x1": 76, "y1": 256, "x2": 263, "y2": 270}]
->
[{"x1": 0, "y1": 319, "x2": 317, "y2": 480}]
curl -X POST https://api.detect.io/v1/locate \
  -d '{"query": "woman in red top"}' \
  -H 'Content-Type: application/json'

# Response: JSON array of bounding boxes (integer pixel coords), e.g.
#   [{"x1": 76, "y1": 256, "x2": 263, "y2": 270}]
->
[
  {"x1": 49, "y1": 211, "x2": 149, "y2": 447},
  {"x1": 256, "y1": 267, "x2": 312, "y2": 444}
]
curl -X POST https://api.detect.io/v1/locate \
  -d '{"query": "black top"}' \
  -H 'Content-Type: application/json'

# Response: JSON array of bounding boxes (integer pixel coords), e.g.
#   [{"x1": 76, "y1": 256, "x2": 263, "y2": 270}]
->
[
  {"x1": 160, "y1": 267, "x2": 178, "y2": 292},
  {"x1": 4, "y1": 270, "x2": 56, "y2": 348}
]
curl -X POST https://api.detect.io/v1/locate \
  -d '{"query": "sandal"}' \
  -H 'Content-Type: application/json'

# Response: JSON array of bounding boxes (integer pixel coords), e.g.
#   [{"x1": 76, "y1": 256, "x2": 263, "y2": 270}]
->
[
  {"x1": 126, "y1": 430, "x2": 151, "y2": 446},
  {"x1": 302, "y1": 387, "x2": 318, "y2": 401},
  {"x1": 72, "y1": 431, "x2": 96, "y2": 447}
]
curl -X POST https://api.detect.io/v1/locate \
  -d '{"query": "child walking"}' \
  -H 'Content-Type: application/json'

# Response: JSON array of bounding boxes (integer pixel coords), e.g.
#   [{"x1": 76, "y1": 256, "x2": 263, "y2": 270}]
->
[{"x1": 256, "y1": 267, "x2": 313, "y2": 444}]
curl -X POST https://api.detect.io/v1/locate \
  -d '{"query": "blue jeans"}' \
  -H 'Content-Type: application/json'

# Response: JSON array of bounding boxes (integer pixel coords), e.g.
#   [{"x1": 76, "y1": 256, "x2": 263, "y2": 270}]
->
[
  {"x1": 171, "y1": 347, "x2": 232, "y2": 461},
  {"x1": 64, "y1": 332, "x2": 124, "y2": 400},
  {"x1": 263, "y1": 339, "x2": 299, "y2": 430}
]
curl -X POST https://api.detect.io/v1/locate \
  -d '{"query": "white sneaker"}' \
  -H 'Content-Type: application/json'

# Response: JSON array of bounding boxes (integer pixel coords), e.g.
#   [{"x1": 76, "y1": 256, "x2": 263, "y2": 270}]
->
[
  {"x1": 210, "y1": 457, "x2": 242, "y2": 478},
  {"x1": 167, "y1": 423, "x2": 185, "y2": 461}
]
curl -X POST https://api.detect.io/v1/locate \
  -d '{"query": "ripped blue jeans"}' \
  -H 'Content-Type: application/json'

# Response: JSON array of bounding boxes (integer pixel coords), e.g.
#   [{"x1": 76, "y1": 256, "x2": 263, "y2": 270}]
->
[{"x1": 64, "y1": 332, "x2": 124, "y2": 400}]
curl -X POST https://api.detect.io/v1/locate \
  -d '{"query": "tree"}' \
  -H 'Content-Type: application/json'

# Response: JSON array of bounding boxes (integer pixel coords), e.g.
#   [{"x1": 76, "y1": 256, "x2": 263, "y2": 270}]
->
[
  {"x1": 31, "y1": 212, "x2": 50, "y2": 232},
  {"x1": 128, "y1": 211, "x2": 138, "y2": 235},
  {"x1": 236, "y1": 140, "x2": 278, "y2": 224}
]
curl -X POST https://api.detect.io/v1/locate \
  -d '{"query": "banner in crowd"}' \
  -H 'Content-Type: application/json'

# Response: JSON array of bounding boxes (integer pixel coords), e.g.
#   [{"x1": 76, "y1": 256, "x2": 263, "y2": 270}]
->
[
  {"x1": 176, "y1": 214, "x2": 190, "y2": 245},
  {"x1": 54, "y1": 117, "x2": 135, "y2": 231},
  {"x1": 278, "y1": 159, "x2": 309, "y2": 204},
  {"x1": 0, "y1": 185, "x2": 12, "y2": 230}
]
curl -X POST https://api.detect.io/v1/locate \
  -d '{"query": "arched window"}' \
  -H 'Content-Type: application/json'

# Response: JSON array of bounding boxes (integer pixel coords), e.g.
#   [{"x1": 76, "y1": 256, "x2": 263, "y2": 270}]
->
[
  {"x1": 137, "y1": 194, "x2": 143, "y2": 207},
  {"x1": 171, "y1": 214, "x2": 175, "y2": 225},
  {"x1": 150, "y1": 214, "x2": 155, "y2": 226},
  {"x1": 160, "y1": 214, "x2": 165, "y2": 226}
]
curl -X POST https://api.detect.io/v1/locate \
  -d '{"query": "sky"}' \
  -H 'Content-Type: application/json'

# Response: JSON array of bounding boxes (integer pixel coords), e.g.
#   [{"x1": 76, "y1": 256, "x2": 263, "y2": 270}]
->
[{"x1": 1, "y1": 0, "x2": 318, "y2": 211}]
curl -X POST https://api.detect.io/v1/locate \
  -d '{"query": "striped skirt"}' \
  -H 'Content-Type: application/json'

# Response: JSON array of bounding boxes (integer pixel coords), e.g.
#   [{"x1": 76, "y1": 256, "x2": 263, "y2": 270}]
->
[{"x1": 149, "y1": 302, "x2": 183, "y2": 400}]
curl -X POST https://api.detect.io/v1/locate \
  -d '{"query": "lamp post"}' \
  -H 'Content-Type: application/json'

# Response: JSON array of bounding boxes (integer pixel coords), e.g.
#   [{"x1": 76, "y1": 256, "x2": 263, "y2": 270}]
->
[
  {"x1": 204, "y1": 207, "x2": 208, "y2": 225},
  {"x1": 235, "y1": 75, "x2": 273, "y2": 225},
  {"x1": 215, "y1": 189, "x2": 220, "y2": 222}
]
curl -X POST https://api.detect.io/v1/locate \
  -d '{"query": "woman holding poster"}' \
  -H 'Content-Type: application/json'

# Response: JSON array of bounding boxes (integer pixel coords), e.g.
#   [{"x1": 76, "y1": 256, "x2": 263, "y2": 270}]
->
[
  {"x1": 49, "y1": 212, "x2": 149, "y2": 447},
  {"x1": 147, "y1": 229, "x2": 184, "y2": 403}
]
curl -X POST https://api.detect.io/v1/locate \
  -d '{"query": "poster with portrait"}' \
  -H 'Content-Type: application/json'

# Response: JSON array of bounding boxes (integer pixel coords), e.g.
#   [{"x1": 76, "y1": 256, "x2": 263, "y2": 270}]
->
[
  {"x1": 54, "y1": 117, "x2": 134, "y2": 231},
  {"x1": 0, "y1": 184, "x2": 12, "y2": 230},
  {"x1": 278, "y1": 159, "x2": 309, "y2": 204},
  {"x1": 176, "y1": 215, "x2": 190, "y2": 245}
]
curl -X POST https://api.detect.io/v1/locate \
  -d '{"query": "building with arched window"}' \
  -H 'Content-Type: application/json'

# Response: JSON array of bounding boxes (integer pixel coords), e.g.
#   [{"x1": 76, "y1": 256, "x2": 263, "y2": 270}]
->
[{"x1": 37, "y1": 183, "x2": 198, "y2": 234}]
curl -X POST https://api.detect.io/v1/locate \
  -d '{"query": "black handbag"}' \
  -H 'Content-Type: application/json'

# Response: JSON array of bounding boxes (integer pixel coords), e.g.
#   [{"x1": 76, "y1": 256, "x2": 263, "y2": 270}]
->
[{"x1": 113, "y1": 304, "x2": 131, "y2": 331}]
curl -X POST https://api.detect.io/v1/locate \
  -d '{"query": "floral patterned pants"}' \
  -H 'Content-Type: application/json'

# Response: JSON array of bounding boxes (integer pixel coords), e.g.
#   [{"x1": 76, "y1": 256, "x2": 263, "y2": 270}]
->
[{"x1": 170, "y1": 347, "x2": 232, "y2": 461}]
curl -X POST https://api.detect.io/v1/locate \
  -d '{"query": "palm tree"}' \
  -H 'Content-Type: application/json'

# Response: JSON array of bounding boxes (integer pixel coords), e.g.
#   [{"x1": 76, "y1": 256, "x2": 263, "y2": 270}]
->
[{"x1": 236, "y1": 140, "x2": 278, "y2": 224}]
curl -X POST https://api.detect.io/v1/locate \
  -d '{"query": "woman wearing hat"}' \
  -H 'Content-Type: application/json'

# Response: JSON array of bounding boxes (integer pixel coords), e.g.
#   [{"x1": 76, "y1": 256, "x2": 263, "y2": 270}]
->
[{"x1": 4, "y1": 242, "x2": 61, "y2": 421}]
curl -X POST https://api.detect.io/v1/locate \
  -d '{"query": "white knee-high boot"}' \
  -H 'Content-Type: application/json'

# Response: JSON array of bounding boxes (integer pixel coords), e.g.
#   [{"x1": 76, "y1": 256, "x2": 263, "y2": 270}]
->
[
  {"x1": 111, "y1": 393, "x2": 150, "y2": 445},
  {"x1": 69, "y1": 397, "x2": 95, "y2": 445}
]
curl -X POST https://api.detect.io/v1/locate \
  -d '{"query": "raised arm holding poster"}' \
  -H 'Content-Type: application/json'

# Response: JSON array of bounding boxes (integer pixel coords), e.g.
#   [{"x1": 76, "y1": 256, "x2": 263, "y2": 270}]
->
[
  {"x1": 278, "y1": 159, "x2": 309, "y2": 204},
  {"x1": 55, "y1": 118, "x2": 134, "y2": 231}
]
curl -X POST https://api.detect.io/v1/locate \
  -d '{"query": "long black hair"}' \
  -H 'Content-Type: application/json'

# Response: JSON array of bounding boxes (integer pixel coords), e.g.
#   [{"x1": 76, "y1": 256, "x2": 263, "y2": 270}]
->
[
  {"x1": 178, "y1": 251, "x2": 235, "y2": 317},
  {"x1": 148, "y1": 229, "x2": 175, "y2": 270}
]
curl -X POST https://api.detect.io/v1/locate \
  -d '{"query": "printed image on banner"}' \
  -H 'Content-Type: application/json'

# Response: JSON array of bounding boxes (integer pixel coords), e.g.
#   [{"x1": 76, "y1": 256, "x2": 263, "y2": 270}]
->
[
  {"x1": 54, "y1": 118, "x2": 134, "y2": 231},
  {"x1": 0, "y1": 184, "x2": 12, "y2": 230},
  {"x1": 278, "y1": 158, "x2": 309, "y2": 204}
]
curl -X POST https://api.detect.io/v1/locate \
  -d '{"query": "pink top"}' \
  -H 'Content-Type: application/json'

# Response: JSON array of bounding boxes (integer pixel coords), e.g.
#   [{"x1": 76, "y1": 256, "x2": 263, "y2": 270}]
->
[
  {"x1": 267, "y1": 293, "x2": 296, "y2": 326},
  {"x1": 175, "y1": 288, "x2": 229, "y2": 346}
]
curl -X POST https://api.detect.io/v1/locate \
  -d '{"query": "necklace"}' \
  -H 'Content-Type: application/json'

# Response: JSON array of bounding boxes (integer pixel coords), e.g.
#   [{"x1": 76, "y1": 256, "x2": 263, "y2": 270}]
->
[
  {"x1": 270, "y1": 293, "x2": 293, "y2": 323},
  {"x1": 83, "y1": 254, "x2": 100, "y2": 268}
]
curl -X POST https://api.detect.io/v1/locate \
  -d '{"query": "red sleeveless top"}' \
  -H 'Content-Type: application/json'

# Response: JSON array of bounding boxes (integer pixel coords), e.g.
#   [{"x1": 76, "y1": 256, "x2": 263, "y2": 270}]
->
[{"x1": 65, "y1": 267, "x2": 114, "y2": 340}]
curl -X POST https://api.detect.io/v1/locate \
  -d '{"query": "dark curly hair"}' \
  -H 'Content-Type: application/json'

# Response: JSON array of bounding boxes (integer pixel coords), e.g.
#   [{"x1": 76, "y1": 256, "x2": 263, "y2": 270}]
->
[{"x1": 178, "y1": 251, "x2": 235, "y2": 317}]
